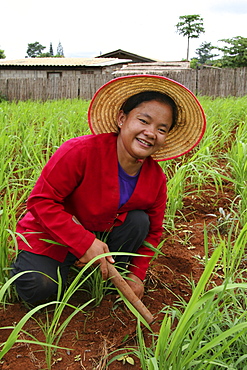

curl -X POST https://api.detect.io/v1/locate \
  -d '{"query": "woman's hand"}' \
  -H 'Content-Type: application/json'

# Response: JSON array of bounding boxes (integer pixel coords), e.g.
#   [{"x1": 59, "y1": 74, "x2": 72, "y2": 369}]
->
[
  {"x1": 75, "y1": 238, "x2": 114, "y2": 280},
  {"x1": 126, "y1": 273, "x2": 144, "y2": 299}
]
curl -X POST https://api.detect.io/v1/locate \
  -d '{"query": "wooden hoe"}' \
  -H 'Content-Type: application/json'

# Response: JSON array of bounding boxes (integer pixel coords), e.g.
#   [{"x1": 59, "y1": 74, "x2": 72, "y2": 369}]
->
[{"x1": 107, "y1": 261, "x2": 154, "y2": 324}]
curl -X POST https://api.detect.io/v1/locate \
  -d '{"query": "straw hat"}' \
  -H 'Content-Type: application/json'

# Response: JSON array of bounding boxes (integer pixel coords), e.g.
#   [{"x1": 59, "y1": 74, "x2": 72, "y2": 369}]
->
[{"x1": 88, "y1": 74, "x2": 206, "y2": 161}]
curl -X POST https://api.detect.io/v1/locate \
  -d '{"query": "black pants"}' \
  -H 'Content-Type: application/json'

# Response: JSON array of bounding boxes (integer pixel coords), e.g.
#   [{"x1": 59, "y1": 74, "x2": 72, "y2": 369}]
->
[{"x1": 11, "y1": 210, "x2": 149, "y2": 304}]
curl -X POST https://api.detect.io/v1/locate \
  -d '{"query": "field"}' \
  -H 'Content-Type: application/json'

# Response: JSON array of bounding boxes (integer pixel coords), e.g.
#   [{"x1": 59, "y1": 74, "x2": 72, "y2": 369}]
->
[{"x1": 0, "y1": 96, "x2": 247, "y2": 369}]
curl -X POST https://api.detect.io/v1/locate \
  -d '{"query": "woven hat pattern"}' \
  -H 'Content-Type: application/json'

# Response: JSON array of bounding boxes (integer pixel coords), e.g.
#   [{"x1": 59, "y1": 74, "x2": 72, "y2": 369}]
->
[{"x1": 88, "y1": 75, "x2": 206, "y2": 161}]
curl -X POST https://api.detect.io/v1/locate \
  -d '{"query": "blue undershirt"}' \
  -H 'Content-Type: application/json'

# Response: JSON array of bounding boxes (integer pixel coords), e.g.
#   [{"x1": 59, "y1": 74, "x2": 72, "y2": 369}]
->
[{"x1": 118, "y1": 162, "x2": 140, "y2": 208}]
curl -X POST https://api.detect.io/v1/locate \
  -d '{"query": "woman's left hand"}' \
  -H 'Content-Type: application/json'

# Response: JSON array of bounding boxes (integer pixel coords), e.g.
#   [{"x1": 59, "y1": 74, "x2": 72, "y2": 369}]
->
[{"x1": 126, "y1": 273, "x2": 144, "y2": 299}]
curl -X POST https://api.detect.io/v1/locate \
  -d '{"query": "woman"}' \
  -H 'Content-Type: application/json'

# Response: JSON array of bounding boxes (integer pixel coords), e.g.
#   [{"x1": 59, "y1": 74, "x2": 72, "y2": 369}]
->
[{"x1": 11, "y1": 75, "x2": 206, "y2": 304}]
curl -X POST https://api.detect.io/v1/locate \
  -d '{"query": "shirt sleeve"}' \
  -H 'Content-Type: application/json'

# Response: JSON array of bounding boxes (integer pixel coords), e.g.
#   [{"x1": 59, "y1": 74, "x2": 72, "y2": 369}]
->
[
  {"x1": 128, "y1": 173, "x2": 167, "y2": 280},
  {"x1": 26, "y1": 138, "x2": 95, "y2": 259}
]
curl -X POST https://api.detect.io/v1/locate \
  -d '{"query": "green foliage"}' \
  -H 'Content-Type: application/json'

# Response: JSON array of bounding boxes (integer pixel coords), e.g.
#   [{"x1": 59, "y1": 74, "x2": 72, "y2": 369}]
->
[
  {"x1": 0, "y1": 264, "x2": 95, "y2": 368},
  {"x1": 176, "y1": 15, "x2": 205, "y2": 38},
  {"x1": 108, "y1": 235, "x2": 247, "y2": 368},
  {"x1": 26, "y1": 41, "x2": 65, "y2": 58},
  {"x1": 227, "y1": 128, "x2": 247, "y2": 225},
  {"x1": 0, "y1": 299, "x2": 69, "y2": 361},
  {"x1": 26, "y1": 41, "x2": 46, "y2": 58},
  {"x1": 0, "y1": 91, "x2": 8, "y2": 102},
  {"x1": 190, "y1": 58, "x2": 198, "y2": 69},
  {"x1": 49, "y1": 42, "x2": 54, "y2": 56},
  {"x1": 193, "y1": 41, "x2": 219, "y2": 66},
  {"x1": 0, "y1": 49, "x2": 6, "y2": 59},
  {"x1": 176, "y1": 15, "x2": 205, "y2": 60},
  {"x1": 214, "y1": 36, "x2": 247, "y2": 68},
  {"x1": 160, "y1": 95, "x2": 247, "y2": 230},
  {"x1": 38, "y1": 52, "x2": 53, "y2": 57},
  {"x1": 0, "y1": 99, "x2": 90, "y2": 292}
]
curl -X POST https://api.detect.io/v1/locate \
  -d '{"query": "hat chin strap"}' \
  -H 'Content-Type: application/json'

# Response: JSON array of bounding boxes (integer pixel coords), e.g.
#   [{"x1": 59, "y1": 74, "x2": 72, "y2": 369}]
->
[{"x1": 136, "y1": 158, "x2": 144, "y2": 163}]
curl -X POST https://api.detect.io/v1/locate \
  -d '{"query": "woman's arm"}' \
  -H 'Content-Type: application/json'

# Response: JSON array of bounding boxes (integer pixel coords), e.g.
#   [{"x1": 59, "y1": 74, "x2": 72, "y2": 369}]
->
[{"x1": 26, "y1": 138, "x2": 96, "y2": 258}]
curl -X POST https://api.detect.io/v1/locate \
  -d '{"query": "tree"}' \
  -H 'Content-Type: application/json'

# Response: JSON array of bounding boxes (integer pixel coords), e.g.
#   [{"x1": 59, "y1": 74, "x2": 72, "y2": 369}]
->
[
  {"x1": 215, "y1": 36, "x2": 247, "y2": 68},
  {"x1": 194, "y1": 42, "x2": 218, "y2": 64},
  {"x1": 26, "y1": 42, "x2": 46, "y2": 57},
  {"x1": 176, "y1": 15, "x2": 205, "y2": 61},
  {"x1": 56, "y1": 42, "x2": 64, "y2": 57},
  {"x1": 0, "y1": 49, "x2": 6, "y2": 59},
  {"x1": 49, "y1": 42, "x2": 54, "y2": 56},
  {"x1": 38, "y1": 52, "x2": 53, "y2": 58}
]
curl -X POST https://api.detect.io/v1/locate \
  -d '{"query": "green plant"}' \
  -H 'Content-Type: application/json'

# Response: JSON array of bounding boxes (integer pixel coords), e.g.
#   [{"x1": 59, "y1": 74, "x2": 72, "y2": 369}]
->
[
  {"x1": 108, "y1": 235, "x2": 247, "y2": 369},
  {"x1": 207, "y1": 207, "x2": 238, "y2": 235},
  {"x1": 0, "y1": 257, "x2": 100, "y2": 368},
  {"x1": 0, "y1": 99, "x2": 90, "y2": 290},
  {"x1": 0, "y1": 273, "x2": 72, "y2": 362},
  {"x1": 1, "y1": 95, "x2": 247, "y2": 367},
  {"x1": 0, "y1": 91, "x2": 8, "y2": 102},
  {"x1": 227, "y1": 134, "x2": 247, "y2": 226}
]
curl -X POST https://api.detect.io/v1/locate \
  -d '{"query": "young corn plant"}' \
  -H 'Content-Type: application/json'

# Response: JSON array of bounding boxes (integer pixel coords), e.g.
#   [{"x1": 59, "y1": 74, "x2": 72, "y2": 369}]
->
[
  {"x1": 161, "y1": 161, "x2": 188, "y2": 229},
  {"x1": 0, "y1": 99, "x2": 90, "y2": 290},
  {"x1": 108, "y1": 223, "x2": 247, "y2": 369},
  {"x1": 0, "y1": 273, "x2": 72, "y2": 362},
  {"x1": 29, "y1": 266, "x2": 96, "y2": 369},
  {"x1": 0, "y1": 257, "x2": 100, "y2": 369},
  {"x1": 72, "y1": 231, "x2": 115, "y2": 306},
  {"x1": 227, "y1": 135, "x2": 247, "y2": 226},
  {"x1": 134, "y1": 282, "x2": 247, "y2": 369},
  {"x1": 199, "y1": 96, "x2": 247, "y2": 153},
  {"x1": 220, "y1": 220, "x2": 247, "y2": 280},
  {"x1": 0, "y1": 250, "x2": 153, "y2": 368}
]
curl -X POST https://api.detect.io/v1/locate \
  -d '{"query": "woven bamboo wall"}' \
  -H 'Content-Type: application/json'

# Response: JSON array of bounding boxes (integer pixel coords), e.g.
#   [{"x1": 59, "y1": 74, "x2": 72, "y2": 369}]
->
[{"x1": 0, "y1": 68, "x2": 246, "y2": 101}]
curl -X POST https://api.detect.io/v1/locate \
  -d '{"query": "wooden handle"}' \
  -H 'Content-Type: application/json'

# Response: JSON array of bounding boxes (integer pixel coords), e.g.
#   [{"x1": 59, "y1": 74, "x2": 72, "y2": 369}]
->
[
  {"x1": 72, "y1": 216, "x2": 154, "y2": 324},
  {"x1": 107, "y1": 261, "x2": 154, "y2": 324}
]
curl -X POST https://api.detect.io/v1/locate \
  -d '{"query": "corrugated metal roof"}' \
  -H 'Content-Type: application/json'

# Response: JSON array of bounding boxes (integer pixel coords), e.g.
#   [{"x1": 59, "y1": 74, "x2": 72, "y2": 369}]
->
[
  {"x1": 97, "y1": 49, "x2": 157, "y2": 63},
  {"x1": 113, "y1": 61, "x2": 191, "y2": 75},
  {"x1": 0, "y1": 57, "x2": 131, "y2": 67}
]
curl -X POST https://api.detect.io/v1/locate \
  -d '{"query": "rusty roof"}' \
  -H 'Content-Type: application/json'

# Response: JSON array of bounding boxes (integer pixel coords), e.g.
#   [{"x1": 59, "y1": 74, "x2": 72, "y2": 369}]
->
[{"x1": 0, "y1": 57, "x2": 131, "y2": 67}]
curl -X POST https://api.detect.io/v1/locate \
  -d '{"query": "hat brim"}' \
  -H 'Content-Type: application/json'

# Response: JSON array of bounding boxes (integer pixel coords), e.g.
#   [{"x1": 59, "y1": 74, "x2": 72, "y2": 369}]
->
[{"x1": 88, "y1": 74, "x2": 206, "y2": 161}]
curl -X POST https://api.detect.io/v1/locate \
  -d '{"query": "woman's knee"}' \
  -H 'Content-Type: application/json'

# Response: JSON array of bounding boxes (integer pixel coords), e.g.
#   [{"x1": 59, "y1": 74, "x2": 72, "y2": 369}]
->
[
  {"x1": 10, "y1": 251, "x2": 65, "y2": 304},
  {"x1": 126, "y1": 210, "x2": 150, "y2": 234},
  {"x1": 108, "y1": 210, "x2": 150, "y2": 264},
  {"x1": 13, "y1": 270, "x2": 58, "y2": 304}
]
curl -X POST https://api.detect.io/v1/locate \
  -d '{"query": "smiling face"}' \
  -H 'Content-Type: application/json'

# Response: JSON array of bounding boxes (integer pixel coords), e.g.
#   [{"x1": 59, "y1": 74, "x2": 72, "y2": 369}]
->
[{"x1": 117, "y1": 100, "x2": 173, "y2": 164}]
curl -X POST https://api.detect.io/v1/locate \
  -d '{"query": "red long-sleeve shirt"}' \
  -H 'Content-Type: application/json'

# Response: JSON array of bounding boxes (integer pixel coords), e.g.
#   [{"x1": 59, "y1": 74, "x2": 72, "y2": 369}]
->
[{"x1": 17, "y1": 133, "x2": 167, "y2": 280}]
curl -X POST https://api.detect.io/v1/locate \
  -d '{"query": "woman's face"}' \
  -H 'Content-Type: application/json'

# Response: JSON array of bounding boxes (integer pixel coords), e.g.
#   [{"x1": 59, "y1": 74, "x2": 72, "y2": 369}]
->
[{"x1": 117, "y1": 100, "x2": 173, "y2": 161}]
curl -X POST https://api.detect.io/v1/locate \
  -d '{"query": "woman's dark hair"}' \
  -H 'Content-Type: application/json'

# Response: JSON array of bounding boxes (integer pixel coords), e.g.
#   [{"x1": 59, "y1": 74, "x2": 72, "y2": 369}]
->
[{"x1": 121, "y1": 91, "x2": 177, "y2": 131}]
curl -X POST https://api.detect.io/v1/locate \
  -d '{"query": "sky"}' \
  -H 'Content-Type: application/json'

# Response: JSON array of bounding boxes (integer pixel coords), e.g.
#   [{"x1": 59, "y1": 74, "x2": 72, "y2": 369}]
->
[{"x1": 1, "y1": 0, "x2": 247, "y2": 62}]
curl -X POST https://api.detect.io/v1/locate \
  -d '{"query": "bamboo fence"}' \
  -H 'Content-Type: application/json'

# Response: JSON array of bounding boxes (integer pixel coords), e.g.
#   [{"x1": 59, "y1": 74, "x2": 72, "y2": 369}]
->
[{"x1": 0, "y1": 68, "x2": 246, "y2": 101}]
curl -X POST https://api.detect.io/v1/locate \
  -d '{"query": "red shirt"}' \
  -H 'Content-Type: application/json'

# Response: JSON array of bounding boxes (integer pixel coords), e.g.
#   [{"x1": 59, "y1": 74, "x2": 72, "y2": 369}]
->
[{"x1": 17, "y1": 133, "x2": 167, "y2": 280}]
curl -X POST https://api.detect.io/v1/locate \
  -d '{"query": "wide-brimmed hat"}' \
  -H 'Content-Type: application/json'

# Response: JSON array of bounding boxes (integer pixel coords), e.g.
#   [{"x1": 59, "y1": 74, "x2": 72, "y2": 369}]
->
[{"x1": 88, "y1": 74, "x2": 206, "y2": 161}]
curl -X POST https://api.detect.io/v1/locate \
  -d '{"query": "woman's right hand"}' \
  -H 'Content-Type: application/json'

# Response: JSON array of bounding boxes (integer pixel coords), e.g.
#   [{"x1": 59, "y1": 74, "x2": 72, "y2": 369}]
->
[{"x1": 75, "y1": 238, "x2": 115, "y2": 280}]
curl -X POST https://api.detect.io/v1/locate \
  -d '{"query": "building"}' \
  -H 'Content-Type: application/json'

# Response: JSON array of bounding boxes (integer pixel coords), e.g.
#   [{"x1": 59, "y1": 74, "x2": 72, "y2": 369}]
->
[
  {"x1": 96, "y1": 49, "x2": 157, "y2": 63},
  {"x1": 0, "y1": 57, "x2": 131, "y2": 79}
]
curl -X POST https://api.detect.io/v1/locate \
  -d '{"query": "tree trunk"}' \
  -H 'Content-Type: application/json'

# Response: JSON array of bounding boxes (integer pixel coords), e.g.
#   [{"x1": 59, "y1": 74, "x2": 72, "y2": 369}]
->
[{"x1": 187, "y1": 36, "x2": 190, "y2": 61}]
